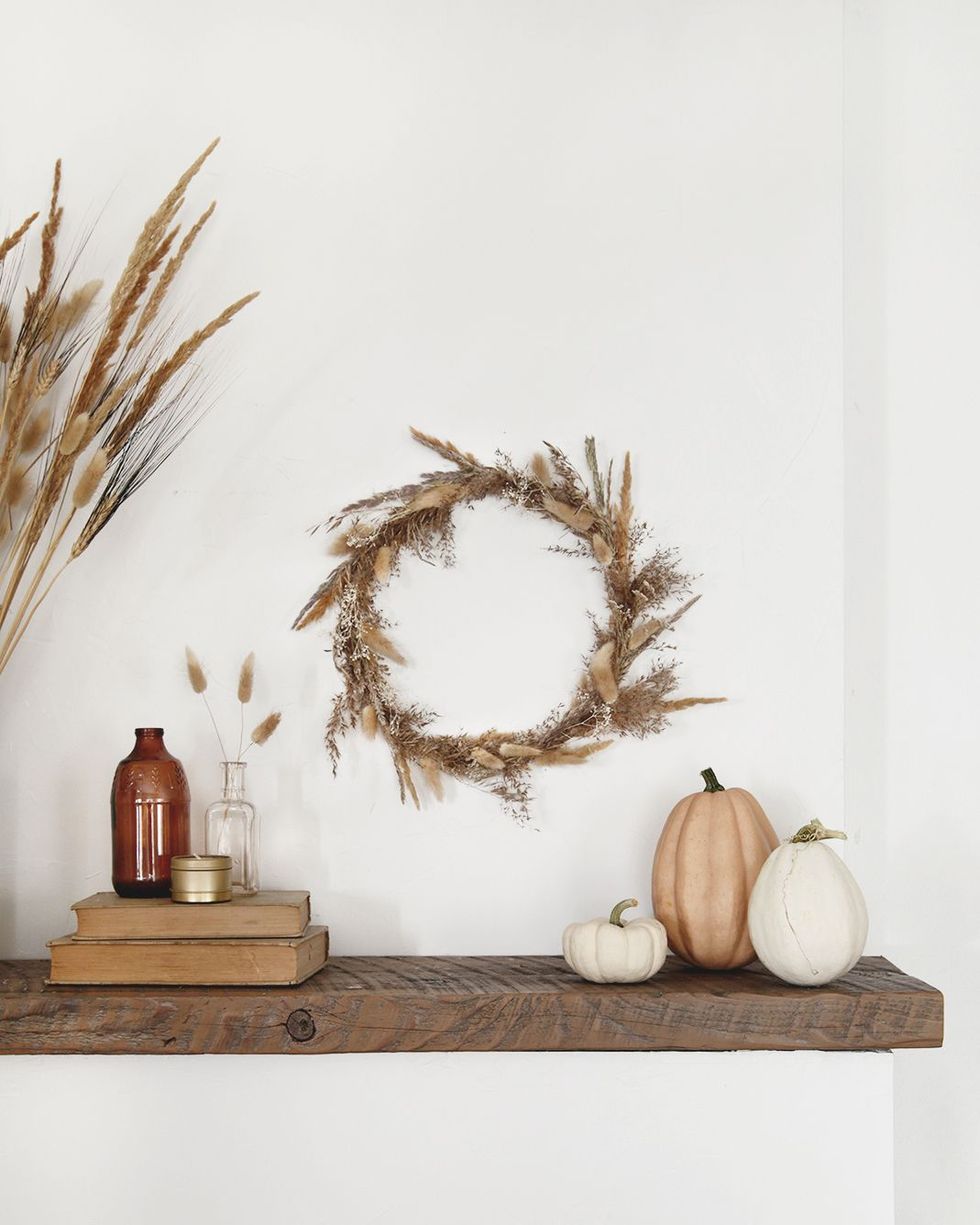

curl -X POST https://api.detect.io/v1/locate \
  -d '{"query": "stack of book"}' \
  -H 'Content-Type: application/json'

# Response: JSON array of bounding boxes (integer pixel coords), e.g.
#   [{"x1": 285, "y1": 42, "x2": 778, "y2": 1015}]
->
[{"x1": 48, "y1": 891, "x2": 328, "y2": 986}]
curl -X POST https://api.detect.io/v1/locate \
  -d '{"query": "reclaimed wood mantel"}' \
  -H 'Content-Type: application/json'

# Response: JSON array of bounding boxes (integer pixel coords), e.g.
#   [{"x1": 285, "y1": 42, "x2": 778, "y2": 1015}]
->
[{"x1": 0, "y1": 954, "x2": 942, "y2": 1056}]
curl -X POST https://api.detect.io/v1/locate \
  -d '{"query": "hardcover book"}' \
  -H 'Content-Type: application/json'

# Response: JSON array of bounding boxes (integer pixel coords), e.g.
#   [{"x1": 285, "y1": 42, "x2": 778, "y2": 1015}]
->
[
  {"x1": 71, "y1": 891, "x2": 311, "y2": 941},
  {"x1": 48, "y1": 926, "x2": 328, "y2": 986}
]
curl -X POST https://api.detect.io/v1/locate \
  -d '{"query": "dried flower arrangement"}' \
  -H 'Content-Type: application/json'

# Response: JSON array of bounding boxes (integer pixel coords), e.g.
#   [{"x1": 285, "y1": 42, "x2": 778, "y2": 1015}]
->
[
  {"x1": 0, "y1": 141, "x2": 256, "y2": 675},
  {"x1": 185, "y1": 647, "x2": 282, "y2": 761},
  {"x1": 295, "y1": 428, "x2": 723, "y2": 820}
]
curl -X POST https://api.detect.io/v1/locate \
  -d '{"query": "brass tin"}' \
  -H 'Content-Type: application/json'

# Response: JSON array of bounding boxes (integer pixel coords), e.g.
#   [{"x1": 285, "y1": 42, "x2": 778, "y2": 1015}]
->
[{"x1": 170, "y1": 854, "x2": 233, "y2": 903}]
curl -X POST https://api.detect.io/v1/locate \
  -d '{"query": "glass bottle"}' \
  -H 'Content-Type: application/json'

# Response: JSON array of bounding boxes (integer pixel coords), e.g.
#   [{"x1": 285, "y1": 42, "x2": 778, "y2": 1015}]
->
[
  {"x1": 204, "y1": 762, "x2": 258, "y2": 895},
  {"x1": 111, "y1": 727, "x2": 191, "y2": 897}
]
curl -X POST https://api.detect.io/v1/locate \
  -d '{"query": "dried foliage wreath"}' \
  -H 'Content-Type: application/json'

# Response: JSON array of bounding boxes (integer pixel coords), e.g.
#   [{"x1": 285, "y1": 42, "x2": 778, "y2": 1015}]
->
[{"x1": 294, "y1": 429, "x2": 723, "y2": 820}]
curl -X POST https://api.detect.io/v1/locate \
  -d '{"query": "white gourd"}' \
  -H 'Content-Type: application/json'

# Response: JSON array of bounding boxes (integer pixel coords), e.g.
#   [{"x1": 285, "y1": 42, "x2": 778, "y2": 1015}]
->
[
  {"x1": 748, "y1": 819, "x2": 868, "y2": 987},
  {"x1": 562, "y1": 898, "x2": 668, "y2": 984}
]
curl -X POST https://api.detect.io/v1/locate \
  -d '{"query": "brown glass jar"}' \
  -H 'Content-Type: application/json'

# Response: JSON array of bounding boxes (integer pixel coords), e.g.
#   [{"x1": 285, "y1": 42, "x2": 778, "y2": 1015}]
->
[{"x1": 111, "y1": 728, "x2": 191, "y2": 897}]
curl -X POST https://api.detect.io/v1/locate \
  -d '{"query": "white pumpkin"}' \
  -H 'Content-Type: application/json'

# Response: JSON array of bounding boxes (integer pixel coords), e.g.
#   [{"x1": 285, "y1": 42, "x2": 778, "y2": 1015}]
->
[
  {"x1": 562, "y1": 898, "x2": 668, "y2": 984},
  {"x1": 748, "y1": 819, "x2": 868, "y2": 987}
]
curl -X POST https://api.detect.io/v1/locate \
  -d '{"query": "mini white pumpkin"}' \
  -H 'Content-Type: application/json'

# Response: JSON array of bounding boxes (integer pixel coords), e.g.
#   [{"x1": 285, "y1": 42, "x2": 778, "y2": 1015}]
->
[
  {"x1": 562, "y1": 898, "x2": 668, "y2": 984},
  {"x1": 748, "y1": 819, "x2": 868, "y2": 987}
]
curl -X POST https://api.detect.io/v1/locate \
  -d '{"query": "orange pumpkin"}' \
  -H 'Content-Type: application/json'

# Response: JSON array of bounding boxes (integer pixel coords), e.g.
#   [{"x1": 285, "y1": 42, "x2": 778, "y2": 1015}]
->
[{"x1": 652, "y1": 767, "x2": 778, "y2": 969}]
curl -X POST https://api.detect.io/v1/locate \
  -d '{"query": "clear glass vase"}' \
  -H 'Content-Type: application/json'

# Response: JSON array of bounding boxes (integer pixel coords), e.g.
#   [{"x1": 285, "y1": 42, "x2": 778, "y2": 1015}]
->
[{"x1": 204, "y1": 762, "x2": 258, "y2": 895}]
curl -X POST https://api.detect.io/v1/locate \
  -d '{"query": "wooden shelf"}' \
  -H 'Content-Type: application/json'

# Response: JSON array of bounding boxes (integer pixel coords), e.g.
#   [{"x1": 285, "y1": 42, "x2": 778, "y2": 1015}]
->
[{"x1": 0, "y1": 954, "x2": 942, "y2": 1056}]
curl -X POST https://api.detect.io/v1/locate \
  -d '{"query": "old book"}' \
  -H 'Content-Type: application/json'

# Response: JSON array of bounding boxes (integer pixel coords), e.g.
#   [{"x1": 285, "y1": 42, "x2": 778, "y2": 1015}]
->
[
  {"x1": 47, "y1": 926, "x2": 328, "y2": 986},
  {"x1": 71, "y1": 891, "x2": 311, "y2": 941}
]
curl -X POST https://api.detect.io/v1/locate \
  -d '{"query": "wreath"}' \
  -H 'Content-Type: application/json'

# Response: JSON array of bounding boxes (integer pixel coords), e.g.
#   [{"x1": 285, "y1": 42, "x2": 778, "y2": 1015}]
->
[{"x1": 294, "y1": 429, "x2": 723, "y2": 819}]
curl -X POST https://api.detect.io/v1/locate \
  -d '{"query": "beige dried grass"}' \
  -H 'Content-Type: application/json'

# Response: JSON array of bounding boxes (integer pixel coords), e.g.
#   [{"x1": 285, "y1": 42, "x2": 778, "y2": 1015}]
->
[
  {"x1": 297, "y1": 430, "x2": 721, "y2": 820},
  {"x1": 0, "y1": 145, "x2": 255, "y2": 678}
]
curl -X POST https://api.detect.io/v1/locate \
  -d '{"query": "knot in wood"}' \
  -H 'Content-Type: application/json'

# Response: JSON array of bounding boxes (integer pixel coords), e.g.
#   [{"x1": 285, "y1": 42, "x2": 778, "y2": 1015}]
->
[{"x1": 286, "y1": 1008, "x2": 316, "y2": 1042}]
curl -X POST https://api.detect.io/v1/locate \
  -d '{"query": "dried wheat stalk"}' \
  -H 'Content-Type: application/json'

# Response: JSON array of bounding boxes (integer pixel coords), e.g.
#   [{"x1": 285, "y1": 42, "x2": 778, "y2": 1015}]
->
[
  {"x1": 295, "y1": 430, "x2": 724, "y2": 820},
  {"x1": 0, "y1": 144, "x2": 256, "y2": 675}
]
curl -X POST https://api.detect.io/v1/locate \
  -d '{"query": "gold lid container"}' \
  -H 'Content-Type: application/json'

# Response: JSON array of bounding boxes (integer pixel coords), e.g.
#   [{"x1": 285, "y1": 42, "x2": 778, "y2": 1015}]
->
[{"x1": 170, "y1": 854, "x2": 233, "y2": 903}]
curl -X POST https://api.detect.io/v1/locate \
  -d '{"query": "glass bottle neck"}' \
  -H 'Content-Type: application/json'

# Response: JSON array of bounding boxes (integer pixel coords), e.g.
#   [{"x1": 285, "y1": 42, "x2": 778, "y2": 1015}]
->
[{"x1": 220, "y1": 761, "x2": 247, "y2": 800}]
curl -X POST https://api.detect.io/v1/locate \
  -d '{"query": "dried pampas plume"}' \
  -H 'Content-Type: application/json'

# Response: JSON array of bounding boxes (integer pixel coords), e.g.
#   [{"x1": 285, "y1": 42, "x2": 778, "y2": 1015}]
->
[{"x1": 295, "y1": 429, "x2": 723, "y2": 820}]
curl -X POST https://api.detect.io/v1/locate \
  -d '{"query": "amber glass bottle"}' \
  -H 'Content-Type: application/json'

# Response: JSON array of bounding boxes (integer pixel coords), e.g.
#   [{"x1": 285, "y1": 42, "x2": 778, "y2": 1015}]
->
[{"x1": 111, "y1": 728, "x2": 191, "y2": 897}]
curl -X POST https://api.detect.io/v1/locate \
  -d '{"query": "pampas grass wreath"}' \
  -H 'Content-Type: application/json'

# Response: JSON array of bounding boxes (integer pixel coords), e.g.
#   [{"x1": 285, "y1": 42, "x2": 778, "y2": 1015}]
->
[{"x1": 295, "y1": 429, "x2": 723, "y2": 820}]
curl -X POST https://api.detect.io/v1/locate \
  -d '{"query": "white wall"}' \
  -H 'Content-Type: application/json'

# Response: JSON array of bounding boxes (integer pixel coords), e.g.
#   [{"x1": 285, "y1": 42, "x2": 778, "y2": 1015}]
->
[
  {"x1": 0, "y1": 0, "x2": 844, "y2": 957},
  {"x1": 846, "y1": 3, "x2": 980, "y2": 1222},
  {"x1": 1, "y1": 2, "x2": 975, "y2": 1222},
  {"x1": 0, "y1": 1052, "x2": 895, "y2": 1225}
]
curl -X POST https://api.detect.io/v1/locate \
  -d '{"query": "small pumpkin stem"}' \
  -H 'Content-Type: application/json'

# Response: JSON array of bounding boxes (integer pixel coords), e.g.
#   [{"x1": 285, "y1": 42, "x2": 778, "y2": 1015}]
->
[
  {"x1": 700, "y1": 767, "x2": 725, "y2": 793},
  {"x1": 609, "y1": 898, "x2": 638, "y2": 927},
  {"x1": 790, "y1": 818, "x2": 847, "y2": 844}
]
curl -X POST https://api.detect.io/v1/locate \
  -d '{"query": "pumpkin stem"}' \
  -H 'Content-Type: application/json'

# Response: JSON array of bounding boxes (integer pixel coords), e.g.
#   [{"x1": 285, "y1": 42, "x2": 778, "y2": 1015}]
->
[
  {"x1": 700, "y1": 767, "x2": 725, "y2": 793},
  {"x1": 609, "y1": 898, "x2": 638, "y2": 927},
  {"x1": 790, "y1": 818, "x2": 847, "y2": 844}
]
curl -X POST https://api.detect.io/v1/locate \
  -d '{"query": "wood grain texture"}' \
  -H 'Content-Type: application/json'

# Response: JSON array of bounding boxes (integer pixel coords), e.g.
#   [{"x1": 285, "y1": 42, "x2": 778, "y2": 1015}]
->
[{"x1": 0, "y1": 955, "x2": 942, "y2": 1056}]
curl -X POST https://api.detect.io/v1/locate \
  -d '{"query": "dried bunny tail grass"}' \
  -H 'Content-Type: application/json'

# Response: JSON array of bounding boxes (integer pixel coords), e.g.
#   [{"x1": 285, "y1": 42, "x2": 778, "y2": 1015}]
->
[
  {"x1": 592, "y1": 533, "x2": 613, "y2": 566},
  {"x1": 536, "y1": 749, "x2": 587, "y2": 766},
  {"x1": 373, "y1": 545, "x2": 392, "y2": 582},
  {"x1": 409, "y1": 426, "x2": 478, "y2": 467},
  {"x1": 185, "y1": 645, "x2": 208, "y2": 693},
  {"x1": 361, "y1": 624, "x2": 407, "y2": 665},
  {"x1": 0, "y1": 212, "x2": 39, "y2": 263},
  {"x1": 628, "y1": 618, "x2": 663, "y2": 651},
  {"x1": 498, "y1": 742, "x2": 543, "y2": 759},
  {"x1": 250, "y1": 710, "x2": 282, "y2": 745},
  {"x1": 658, "y1": 696, "x2": 726, "y2": 712},
  {"x1": 237, "y1": 651, "x2": 255, "y2": 703},
  {"x1": 556, "y1": 739, "x2": 613, "y2": 761},
  {"x1": 361, "y1": 704, "x2": 378, "y2": 739},
  {"x1": 404, "y1": 483, "x2": 457, "y2": 513},
  {"x1": 4, "y1": 465, "x2": 29, "y2": 508},
  {"x1": 530, "y1": 453, "x2": 551, "y2": 485},
  {"x1": 51, "y1": 280, "x2": 101, "y2": 333},
  {"x1": 471, "y1": 747, "x2": 506, "y2": 771},
  {"x1": 71, "y1": 447, "x2": 108, "y2": 509},
  {"x1": 542, "y1": 493, "x2": 594, "y2": 533},
  {"x1": 589, "y1": 640, "x2": 619, "y2": 704},
  {"x1": 419, "y1": 756, "x2": 445, "y2": 801},
  {"x1": 19, "y1": 410, "x2": 51, "y2": 455},
  {"x1": 58, "y1": 412, "x2": 91, "y2": 456},
  {"x1": 329, "y1": 532, "x2": 352, "y2": 556},
  {"x1": 630, "y1": 594, "x2": 701, "y2": 650},
  {"x1": 0, "y1": 319, "x2": 12, "y2": 364},
  {"x1": 330, "y1": 520, "x2": 374, "y2": 555}
]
